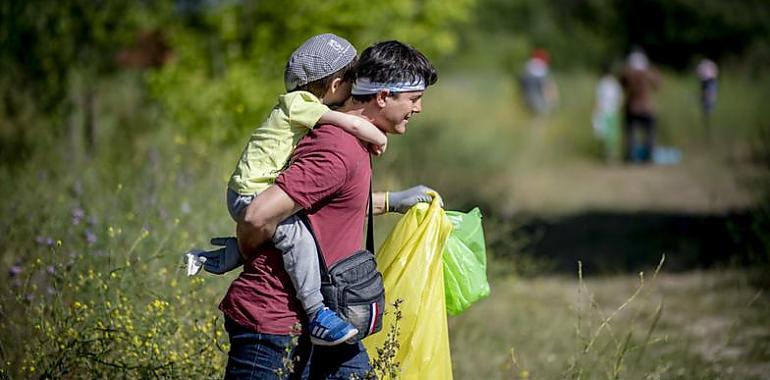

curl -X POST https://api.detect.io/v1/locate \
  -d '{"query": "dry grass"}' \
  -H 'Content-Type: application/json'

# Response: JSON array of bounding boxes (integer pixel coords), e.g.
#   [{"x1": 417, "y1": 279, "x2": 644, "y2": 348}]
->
[{"x1": 449, "y1": 268, "x2": 770, "y2": 379}]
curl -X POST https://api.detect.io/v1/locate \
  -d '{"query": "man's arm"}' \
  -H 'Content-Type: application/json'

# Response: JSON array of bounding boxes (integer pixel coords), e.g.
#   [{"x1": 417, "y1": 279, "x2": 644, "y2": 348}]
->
[
  {"x1": 237, "y1": 185, "x2": 302, "y2": 260},
  {"x1": 372, "y1": 192, "x2": 387, "y2": 215}
]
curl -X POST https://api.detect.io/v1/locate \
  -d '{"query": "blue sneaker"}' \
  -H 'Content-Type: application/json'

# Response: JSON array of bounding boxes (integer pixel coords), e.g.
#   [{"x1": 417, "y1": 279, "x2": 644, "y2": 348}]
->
[{"x1": 309, "y1": 307, "x2": 359, "y2": 346}]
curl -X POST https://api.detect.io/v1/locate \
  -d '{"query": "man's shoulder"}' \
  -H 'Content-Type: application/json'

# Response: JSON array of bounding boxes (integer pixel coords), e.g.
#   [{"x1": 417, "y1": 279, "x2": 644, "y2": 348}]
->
[{"x1": 293, "y1": 124, "x2": 368, "y2": 174}]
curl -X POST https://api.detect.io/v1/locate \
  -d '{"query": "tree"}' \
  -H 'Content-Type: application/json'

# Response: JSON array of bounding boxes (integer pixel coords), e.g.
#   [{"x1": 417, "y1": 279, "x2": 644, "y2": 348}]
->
[
  {"x1": 0, "y1": 0, "x2": 164, "y2": 159},
  {"x1": 148, "y1": 0, "x2": 476, "y2": 144}
]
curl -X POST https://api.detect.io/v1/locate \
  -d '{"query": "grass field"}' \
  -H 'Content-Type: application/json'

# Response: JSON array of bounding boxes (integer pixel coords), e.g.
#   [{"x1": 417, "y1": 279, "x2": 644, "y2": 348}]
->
[
  {"x1": 1, "y1": 68, "x2": 768, "y2": 378},
  {"x1": 450, "y1": 266, "x2": 770, "y2": 379}
]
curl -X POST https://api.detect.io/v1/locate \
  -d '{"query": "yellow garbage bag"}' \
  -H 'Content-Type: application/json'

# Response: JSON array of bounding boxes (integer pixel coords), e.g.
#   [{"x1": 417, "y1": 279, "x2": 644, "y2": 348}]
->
[{"x1": 363, "y1": 194, "x2": 454, "y2": 379}]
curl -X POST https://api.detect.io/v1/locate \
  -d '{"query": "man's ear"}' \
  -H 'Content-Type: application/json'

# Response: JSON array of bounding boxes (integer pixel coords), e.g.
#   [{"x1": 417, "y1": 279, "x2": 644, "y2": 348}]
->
[{"x1": 375, "y1": 90, "x2": 389, "y2": 107}]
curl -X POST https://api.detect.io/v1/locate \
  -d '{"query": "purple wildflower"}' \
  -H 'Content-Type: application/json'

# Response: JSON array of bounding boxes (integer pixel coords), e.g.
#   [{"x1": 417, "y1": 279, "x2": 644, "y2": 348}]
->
[
  {"x1": 46, "y1": 266, "x2": 56, "y2": 275},
  {"x1": 9, "y1": 265, "x2": 22, "y2": 278},
  {"x1": 71, "y1": 207, "x2": 84, "y2": 225},
  {"x1": 85, "y1": 229, "x2": 97, "y2": 245}
]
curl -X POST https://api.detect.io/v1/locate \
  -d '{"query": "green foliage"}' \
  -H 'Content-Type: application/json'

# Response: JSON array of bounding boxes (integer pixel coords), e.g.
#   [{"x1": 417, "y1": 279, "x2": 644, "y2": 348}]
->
[
  {"x1": 454, "y1": 0, "x2": 770, "y2": 72},
  {"x1": 0, "y1": 0, "x2": 166, "y2": 163},
  {"x1": 617, "y1": 0, "x2": 770, "y2": 70},
  {"x1": 15, "y1": 264, "x2": 224, "y2": 379},
  {"x1": 368, "y1": 299, "x2": 405, "y2": 379},
  {"x1": 0, "y1": 90, "x2": 234, "y2": 377},
  {"x1": 148, "y1": 0, "x2": 475, "y2": 144},
  {"x1": 0, "y1": 0, "x2": 163, "y2": 111},
  {"x1": 461, "y1": 0, "x2": 620, "y2": 70}
]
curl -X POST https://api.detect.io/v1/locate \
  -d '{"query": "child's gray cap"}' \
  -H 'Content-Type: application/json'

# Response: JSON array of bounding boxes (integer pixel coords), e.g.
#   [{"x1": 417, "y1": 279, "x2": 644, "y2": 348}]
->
[{"x1": 284, "y1": 33, "x2": 356, "y2": 92}]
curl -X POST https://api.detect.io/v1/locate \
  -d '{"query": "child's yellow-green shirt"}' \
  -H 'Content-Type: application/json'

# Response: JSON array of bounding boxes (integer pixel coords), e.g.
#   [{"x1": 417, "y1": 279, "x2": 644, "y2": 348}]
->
[{"x1": 228, "y1": 91, "x2": 328, "y2": 195}]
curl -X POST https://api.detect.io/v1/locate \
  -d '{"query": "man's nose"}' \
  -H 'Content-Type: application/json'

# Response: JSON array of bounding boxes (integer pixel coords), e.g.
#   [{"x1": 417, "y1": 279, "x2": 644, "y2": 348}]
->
[{"x1": 412, "y1": 99, "x2": 422, "y2": 113}]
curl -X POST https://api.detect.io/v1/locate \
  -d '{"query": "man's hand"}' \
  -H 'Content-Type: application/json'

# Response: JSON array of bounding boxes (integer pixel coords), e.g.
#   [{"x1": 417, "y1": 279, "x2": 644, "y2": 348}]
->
[
  {"x1": 236, "y1": 185, "x2": 303, "y2": 261},
  {"x1": 387, "y1": 185, "x2": 440, "y2": 213}
]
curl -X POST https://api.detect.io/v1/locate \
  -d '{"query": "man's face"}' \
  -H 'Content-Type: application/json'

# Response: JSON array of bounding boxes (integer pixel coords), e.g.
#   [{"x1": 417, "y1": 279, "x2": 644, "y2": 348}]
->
[{"x1": 379, "y1": 91, "x2": 424, "y2": 135}]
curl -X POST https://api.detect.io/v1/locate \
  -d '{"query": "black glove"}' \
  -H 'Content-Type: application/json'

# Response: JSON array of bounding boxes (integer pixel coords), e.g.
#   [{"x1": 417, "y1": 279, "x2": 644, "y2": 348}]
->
[{"x1": 183, "y1": 237, "x2": 243, "y2": 276}]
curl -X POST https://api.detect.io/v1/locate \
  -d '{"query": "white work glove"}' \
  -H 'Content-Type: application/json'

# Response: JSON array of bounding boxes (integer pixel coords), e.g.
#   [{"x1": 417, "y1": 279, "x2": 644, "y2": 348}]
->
[
  {"x1": 183, "y1": 237, "x2": 242, "y2": 276},
  {"x1": 387, "y1": 185, "x2": 440, "y2": 213}
]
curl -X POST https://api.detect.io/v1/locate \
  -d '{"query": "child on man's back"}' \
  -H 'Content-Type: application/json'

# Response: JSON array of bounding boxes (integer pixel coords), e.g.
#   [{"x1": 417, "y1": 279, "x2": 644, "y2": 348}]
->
[{"x1": 185, "y1": 33, "x2": 386, "y2": 346}]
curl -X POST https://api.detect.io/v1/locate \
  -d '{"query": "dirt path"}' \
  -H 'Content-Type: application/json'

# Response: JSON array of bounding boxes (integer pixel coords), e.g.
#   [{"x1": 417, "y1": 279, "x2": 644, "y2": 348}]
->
[{"x1": 503, "y1": 146, "x2": 764, "y2": 216}]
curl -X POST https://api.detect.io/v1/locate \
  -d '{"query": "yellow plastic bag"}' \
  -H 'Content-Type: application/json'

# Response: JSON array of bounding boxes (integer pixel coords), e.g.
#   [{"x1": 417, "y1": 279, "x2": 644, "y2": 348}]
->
[{"x1": 363, "y1": 194, "x2": 454, "y2": 380}]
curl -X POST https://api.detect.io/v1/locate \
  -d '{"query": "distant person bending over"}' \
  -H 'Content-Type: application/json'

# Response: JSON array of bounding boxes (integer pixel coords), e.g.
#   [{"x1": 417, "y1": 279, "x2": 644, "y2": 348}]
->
[{"x1": 620, "y1": 48, "x2": 660, "y2": 163}]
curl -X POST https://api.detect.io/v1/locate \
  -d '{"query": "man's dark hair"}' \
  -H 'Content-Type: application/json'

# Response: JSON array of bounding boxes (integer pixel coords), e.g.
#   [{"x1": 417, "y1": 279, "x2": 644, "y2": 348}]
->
[
  {"x1": 295, "y1": 57, "x2": 358, "y2": 99},
  {"x1": 352, "y1": 41, "x2": 438, "y2": 102}
]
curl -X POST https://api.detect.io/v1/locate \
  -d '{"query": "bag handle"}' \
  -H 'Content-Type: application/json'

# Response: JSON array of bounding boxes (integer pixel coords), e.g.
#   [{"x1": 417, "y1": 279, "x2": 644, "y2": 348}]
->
[
  {"x1": 299, "y1": 156, "x2": 374, "y2": 282},
  {"x1": 366, "y1": 155, "x2": 375, "y2": 254}
]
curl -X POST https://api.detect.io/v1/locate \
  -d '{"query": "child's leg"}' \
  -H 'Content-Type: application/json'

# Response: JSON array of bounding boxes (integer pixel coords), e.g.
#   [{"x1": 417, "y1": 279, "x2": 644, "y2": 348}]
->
[
  {"x1": 227, "y1": 188, "x2": 254, "y2": 222},
  {"x1": 275, "y1": 215, "x2": 359, "y2": 346},
  {"x1": 273, "y1": 215, "x2": 325, "y2": 317}
]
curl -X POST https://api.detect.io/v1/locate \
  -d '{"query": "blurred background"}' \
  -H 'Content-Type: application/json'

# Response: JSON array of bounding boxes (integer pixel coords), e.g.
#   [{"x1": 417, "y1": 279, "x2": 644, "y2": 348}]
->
[{"x1": 1, "y1": 0, "x2": 769, "y2": 379}]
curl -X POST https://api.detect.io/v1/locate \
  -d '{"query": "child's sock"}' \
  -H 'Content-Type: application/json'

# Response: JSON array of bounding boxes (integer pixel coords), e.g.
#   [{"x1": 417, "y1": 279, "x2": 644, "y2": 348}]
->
[{"x1": 306, "y1": 302, "x2": 324, "y2": 320}]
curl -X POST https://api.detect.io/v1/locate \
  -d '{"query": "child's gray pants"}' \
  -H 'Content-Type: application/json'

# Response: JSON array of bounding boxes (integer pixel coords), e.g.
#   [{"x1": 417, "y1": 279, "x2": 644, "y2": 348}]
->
[{"x1": 227, "y1": 188, "x2": 324, "y2": 316}]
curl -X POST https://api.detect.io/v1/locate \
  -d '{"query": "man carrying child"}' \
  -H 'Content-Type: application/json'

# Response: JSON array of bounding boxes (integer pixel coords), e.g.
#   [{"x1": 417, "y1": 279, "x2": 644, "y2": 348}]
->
[{"x1": 217, "y1": 36, "x2": 438, "y2": 378}]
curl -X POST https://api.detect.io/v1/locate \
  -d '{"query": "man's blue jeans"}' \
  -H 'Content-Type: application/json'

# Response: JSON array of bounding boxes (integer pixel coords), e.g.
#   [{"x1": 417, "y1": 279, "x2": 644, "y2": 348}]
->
[{"x1": 224, "y1": 317, "x2": 371, "y2": 380}]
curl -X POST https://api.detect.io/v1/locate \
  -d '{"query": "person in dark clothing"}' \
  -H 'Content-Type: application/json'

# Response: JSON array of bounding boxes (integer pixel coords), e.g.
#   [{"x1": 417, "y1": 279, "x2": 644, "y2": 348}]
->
[{"x1": 620, "y1": 49, "x2": 660, "y2": 163}]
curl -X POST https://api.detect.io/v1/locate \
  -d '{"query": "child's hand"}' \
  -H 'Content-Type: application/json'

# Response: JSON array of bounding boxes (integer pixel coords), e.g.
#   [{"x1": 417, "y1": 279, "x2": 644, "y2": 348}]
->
[
  {"x1": 355, "y1": 117, "x2": 387, "y2": 146},
  {"x1": 368, "y1": 142, "x2": 387, "y2": 156}
]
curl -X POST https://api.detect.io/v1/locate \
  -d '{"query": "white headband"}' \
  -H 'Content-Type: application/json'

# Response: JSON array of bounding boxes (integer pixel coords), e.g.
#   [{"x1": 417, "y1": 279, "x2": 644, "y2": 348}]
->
[{"x1": 351, "y1": 77, "x2": 426, "y2": 95}]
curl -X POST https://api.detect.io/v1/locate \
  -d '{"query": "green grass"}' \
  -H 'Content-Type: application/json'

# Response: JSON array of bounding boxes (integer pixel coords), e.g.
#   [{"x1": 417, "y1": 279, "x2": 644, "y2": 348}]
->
[{"x1": 450, "y1": 265, "x2": 770, "y2": 379}]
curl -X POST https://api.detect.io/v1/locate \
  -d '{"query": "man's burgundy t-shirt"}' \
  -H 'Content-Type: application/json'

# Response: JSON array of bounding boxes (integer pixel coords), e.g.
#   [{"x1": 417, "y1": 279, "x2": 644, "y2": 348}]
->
[{"x1": 219, "y1": 124, "x2": 371, "y2": 334}]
